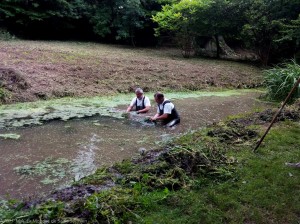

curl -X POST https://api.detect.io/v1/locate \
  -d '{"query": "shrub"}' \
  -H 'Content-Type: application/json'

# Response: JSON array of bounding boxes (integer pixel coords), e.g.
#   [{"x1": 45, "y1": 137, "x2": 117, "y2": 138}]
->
[
  {"x1": 0, "y1": 29, "x2": 15, "y2": 40},
  {"x1": 264, "y1": 60, "x2": 300, "y2": 102},
  {"x1": 0, "y1": 87, "x2": 11, "y2": 103}
]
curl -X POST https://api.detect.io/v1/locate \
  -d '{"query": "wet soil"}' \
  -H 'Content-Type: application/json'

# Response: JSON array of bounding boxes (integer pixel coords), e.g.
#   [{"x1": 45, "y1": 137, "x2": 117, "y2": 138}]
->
[{"x1": 0, "y1": 41, "x2": 263, "y2": 103}]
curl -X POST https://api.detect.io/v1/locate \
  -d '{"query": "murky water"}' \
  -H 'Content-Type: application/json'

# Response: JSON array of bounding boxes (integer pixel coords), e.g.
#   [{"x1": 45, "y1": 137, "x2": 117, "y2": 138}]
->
[{"x1": 0, "y1": 92, "x2": 270, "y2": 199}]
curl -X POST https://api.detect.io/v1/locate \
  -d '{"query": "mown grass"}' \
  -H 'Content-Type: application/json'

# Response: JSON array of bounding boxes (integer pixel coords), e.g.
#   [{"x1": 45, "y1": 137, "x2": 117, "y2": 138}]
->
[{"x1": 0, "y1": 40, "x2": 264, "y2": 103}]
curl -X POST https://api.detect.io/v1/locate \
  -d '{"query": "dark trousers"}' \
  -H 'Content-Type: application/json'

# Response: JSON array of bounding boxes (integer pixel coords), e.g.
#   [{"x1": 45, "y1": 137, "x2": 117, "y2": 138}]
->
[{"x1": 166, "y1": 118, "x2": 180, "y2": 127}]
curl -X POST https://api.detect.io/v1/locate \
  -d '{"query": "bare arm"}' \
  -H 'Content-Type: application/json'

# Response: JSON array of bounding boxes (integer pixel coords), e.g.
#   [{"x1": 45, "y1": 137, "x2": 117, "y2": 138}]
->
[
  {"x1": 151, "y1": 113, "x2": 168, "y2": 121},
  {"x1": 126, "y1": 105, "x2": 133, "y2": 112},
  {"x1": 137, "y1": 106, "x2": 151, "y2": 114}
]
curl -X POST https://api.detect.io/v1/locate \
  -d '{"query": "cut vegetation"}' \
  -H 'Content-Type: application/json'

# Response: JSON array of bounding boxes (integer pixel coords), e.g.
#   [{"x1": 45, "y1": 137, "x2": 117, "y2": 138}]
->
[{"x1": 0, "y1": 41, "x2": 262, "y2": 103}]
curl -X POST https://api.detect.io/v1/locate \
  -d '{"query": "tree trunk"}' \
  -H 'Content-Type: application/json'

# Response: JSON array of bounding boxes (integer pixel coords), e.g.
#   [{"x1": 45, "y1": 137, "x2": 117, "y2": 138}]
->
[
  {"x1": 131, "y1": 36, "x2": 136, "y2": 47},
  {"x1": 215, "y1": 35, "x2": 221, "y2": 58},
  {"x1": 258, "y1": 42, "x2": 271, "y2": 66}
]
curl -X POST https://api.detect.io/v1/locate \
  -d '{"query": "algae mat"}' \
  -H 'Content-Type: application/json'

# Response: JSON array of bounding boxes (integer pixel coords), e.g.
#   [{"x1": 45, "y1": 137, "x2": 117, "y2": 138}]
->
[{"x1": 0, "y1": 89, "x2": 261, "y2": 129}]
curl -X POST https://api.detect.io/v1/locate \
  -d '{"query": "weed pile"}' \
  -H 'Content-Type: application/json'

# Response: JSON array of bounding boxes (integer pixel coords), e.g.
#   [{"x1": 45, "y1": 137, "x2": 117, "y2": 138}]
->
[
  {"x1": 0, "y1": 68, "x2": 30, "y2": 103},
  {"x1": 14, "y1": 157, "x2": 70, "y2": 185}
]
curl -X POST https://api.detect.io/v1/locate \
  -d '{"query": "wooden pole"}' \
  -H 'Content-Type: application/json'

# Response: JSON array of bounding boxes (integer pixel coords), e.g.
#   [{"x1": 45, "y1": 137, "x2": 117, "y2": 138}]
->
[{"x1": 254, "y1": 76, "x2": 300, "y2": 152}]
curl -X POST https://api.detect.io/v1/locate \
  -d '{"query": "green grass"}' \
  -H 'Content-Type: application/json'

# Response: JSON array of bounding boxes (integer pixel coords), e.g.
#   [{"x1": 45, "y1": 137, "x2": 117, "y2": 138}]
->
[{"x1": 136, "y1": 122, "x2": 300, "y2": 224}]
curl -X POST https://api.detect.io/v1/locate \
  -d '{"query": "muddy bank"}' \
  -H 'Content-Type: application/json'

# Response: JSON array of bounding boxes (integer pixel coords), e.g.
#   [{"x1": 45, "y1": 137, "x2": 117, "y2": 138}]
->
[{"x1": 0, "y1": 41, "x2": 263, "y2": 103}]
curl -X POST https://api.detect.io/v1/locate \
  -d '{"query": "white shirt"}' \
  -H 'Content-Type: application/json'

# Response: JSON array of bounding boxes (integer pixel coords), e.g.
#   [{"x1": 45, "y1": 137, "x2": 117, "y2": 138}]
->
[
  {"x1": 130, "y1": 96, "x2": 151, "y2": 108},
  {"x1": 157, "y1": 99, "x2": 174, "y2": 114}
]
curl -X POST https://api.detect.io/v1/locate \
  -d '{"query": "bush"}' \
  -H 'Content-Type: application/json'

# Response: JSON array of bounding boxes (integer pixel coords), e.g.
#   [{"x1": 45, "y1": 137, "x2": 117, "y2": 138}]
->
[
  {"x1": 0, "y1": 87, "x2": 11, "y2": 103},
  {"x1": 0, "y1": 29, "x2": 15, "y2": 40},
  {"x1": 264, "y1": 60, "x2": 300, "y2": 102}
]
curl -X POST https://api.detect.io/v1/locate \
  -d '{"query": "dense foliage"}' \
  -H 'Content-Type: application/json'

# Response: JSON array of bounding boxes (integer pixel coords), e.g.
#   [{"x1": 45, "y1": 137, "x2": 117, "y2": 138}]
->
[
  {"x1": 0, "y1": 0, "x2": 300, "y2": 63},
  {"x1": 153, "y1": 0, "x2": 300, "y2": 63},
  {"x1": 0, "y1": 0, "x2": 161, "y2": 45}
]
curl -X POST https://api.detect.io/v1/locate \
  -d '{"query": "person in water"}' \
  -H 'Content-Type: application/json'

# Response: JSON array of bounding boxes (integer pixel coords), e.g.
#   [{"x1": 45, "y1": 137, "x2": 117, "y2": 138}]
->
[
  {"x1": 150, "y1": 92, "x2": 180, "y2": 127},
  {"x1": 126, "y1": 88, "x2": 151, "y2": 114}
]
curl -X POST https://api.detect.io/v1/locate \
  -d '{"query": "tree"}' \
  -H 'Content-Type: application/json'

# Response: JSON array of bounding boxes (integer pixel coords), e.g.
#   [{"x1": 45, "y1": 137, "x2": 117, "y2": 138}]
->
[
  {"x1": 238, "y1": 0, "x2": 300, "y2": 65},
  {"x1": 194, "y1": 0, "x2": 244, "y2": 58},
  {"x1": 153, "y1": 0, "x2": 208, "y2": 57},
  {"x1": 277, "y1": 14, "x2": 300, "y2": 61},
  {"x1": 89, "y1": 0, "x2": 146, "y2": 45},
  {"x1": 0, "y1": 0, "x2": 90, "y2": 38}
]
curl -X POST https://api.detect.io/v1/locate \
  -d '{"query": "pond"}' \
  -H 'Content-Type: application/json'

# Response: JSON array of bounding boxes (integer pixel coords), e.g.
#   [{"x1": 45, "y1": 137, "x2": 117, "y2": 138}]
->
[{"x1": 0, "y1": 91, "x2": 269, "y2": 199}]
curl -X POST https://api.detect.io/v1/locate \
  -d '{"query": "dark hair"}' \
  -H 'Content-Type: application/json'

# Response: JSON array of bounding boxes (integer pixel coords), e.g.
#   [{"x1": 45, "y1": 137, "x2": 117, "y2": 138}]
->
[{"x1": 154, "y1": 92, "x2": 164, "y2": 99}]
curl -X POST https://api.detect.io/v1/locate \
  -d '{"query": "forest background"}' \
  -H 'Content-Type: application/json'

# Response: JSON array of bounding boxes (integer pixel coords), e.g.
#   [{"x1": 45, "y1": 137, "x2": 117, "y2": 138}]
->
[{"x1": 1, "y1": 0, "x2": 299, "y2": 65}]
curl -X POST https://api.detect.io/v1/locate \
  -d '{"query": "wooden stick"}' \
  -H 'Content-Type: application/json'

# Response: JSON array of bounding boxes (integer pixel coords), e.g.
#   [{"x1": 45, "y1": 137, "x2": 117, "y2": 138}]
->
[{"x1": 254, "y1": 76, "x2": 300, "y2": 152}]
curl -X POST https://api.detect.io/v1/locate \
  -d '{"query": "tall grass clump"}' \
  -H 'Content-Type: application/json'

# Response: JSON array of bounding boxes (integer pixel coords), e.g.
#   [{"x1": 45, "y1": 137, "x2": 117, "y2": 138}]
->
[{"x1": 264, "y1": 60, "x2": 300, "y2": 102}]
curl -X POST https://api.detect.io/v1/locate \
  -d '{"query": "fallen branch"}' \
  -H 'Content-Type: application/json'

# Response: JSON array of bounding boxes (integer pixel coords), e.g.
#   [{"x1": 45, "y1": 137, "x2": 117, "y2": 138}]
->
[
  {"x1": 254, "y1": 76, "x2": 300, "y2": 152},
  {"x1": 285, "y1": 162, "x2": 300, "y2": 168}
]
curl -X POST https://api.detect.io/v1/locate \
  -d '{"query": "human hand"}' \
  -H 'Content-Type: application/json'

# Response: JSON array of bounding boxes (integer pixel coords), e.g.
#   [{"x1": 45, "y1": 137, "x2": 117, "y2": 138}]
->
[{"x1": 150, "y1": 117, "x2": 156, "y2": 121}]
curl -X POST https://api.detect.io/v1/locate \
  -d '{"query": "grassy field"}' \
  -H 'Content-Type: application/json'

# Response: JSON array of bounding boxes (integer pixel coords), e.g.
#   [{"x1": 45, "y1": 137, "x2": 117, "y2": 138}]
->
[{"x1": 0, "y1": 40, "x2": 263, "y2": 103}]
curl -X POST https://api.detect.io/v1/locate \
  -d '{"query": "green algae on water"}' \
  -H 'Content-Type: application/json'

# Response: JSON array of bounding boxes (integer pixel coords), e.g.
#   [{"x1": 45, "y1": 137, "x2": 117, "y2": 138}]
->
[
  {"x1": 0, "y1": 133, "x2": 21, "y2": 140},
  {"x1": 14, "y1": 157, "x2": 71, "y2": 184},
  {"x1": 0, "y1": 89, "x2": 263, "y2": 129}
]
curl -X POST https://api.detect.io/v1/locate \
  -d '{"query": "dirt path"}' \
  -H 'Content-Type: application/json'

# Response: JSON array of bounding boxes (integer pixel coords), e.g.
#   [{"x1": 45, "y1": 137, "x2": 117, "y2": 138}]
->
[{"x1": 0, "y1": 41, "x2": 263, "y2": 103}]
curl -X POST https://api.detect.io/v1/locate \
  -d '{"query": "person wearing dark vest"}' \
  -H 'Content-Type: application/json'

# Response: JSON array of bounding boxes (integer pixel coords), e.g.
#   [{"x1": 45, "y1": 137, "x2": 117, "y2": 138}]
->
[
  {"x1": 150, "y1": 92, "x2": 180, "y2": 127},
  {"x1": 126, "y1": 88, "x2": 151, "y2": 114}
]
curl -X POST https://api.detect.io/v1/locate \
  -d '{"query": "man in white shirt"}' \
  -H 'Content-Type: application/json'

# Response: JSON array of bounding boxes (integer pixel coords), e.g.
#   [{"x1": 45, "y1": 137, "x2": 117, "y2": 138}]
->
[
  {"x1": 150, "y1": 92, "x2": 180, "y2": 127},
  {"x1": 126, "y1": 88, "x2": 151, "y2": 114}
]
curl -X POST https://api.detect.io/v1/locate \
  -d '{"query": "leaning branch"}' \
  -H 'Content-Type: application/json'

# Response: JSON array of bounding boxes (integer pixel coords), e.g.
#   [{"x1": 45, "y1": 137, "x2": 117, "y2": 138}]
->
[{"x1": 254, "y1": 76, "x2": 300, "y2": 152}]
